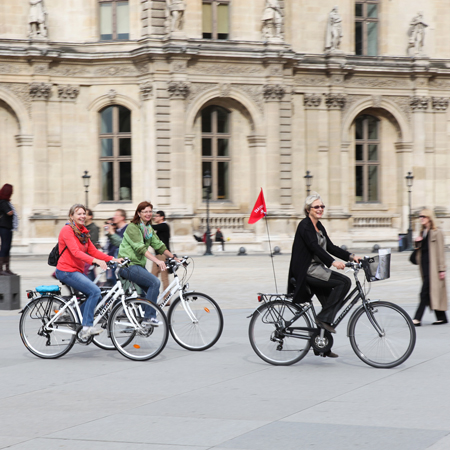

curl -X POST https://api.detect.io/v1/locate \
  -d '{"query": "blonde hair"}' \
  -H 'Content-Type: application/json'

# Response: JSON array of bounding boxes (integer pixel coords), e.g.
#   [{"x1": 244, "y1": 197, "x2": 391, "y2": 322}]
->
[
  {"x1": 420, "y1": 208, "x2": 438, "y2": 232},
  {"x1": 304, "y1": 192, "x2": 323, "y2": 216},
  {"x1": 68, "y1": 204, "x2": 86, "y2": 218}
]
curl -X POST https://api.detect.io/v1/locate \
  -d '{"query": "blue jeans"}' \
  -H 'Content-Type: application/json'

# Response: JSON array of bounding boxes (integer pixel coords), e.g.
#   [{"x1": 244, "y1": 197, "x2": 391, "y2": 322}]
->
[
  {"x1": 55, "y1": 269, "x2": 102, "y2": 327},
  {"x1": 119, "y1": 265, "x2": 160, "y2": 319}
]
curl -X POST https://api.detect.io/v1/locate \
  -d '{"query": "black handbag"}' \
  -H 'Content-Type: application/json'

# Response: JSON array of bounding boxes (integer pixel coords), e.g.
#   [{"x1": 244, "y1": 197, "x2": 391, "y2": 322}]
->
[
  {"x1": 409, "y1": 249, "x2": 418, "y2": 265},
  {"x1": 48, "y1": 244, "x2": 67, "y2": 267}
]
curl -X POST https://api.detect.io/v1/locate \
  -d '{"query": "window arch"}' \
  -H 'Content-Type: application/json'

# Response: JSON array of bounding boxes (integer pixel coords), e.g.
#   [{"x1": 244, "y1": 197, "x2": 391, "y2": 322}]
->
[
  {"x1": 201, "y1": 105, "x2": 231, "y2": 200},
  {"x1": 99, "y1": 105, "x2": 132, "y2": 201}
]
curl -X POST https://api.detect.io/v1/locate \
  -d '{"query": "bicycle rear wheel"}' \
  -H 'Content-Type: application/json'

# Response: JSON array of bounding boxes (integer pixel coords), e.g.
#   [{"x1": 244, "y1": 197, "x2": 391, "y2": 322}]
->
[
  {"x1": 349, "y1": 301, "x2": 416, "y2": 368},
  {"x1": 92, "y1": 311, "x2": 116, "y2": 350},
  {"x1": 248, "y1": 300, "x2": 312, "y2": 366},
  {"x1": 19, "y1": 296, "x2": 77, "y2": 359},
  {"x1": 110, "y1": 298, "x2": 168, "y2": 361},
  {"x1": 168, "y1": 292, "x2": 223, "y2": 351}
]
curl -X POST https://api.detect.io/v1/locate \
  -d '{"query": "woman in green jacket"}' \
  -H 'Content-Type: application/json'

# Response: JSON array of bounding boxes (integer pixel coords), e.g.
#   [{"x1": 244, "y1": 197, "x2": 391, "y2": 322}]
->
[{"x1": 118, "y1": 201, "x2": 178, "y2": 326}]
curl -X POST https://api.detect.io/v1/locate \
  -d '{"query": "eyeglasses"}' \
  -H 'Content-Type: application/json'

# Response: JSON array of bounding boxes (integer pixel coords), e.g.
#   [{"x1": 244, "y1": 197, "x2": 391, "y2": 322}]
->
[
  {"x1": 419, "y1": 215, "x2": 427, "y2": 219},
  {"x1": 311, "y1": 205, "x2": 326, "y2": 210}
]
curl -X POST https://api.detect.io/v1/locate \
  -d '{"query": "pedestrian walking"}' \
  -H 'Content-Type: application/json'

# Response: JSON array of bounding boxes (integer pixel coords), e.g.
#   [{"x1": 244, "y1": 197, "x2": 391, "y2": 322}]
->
[
  {"x1": 151, "y1": 210, "x2": 171, "y2": 302},
  {"x1": 0, "y1": 183, "x2": 18, "y2": 276}
]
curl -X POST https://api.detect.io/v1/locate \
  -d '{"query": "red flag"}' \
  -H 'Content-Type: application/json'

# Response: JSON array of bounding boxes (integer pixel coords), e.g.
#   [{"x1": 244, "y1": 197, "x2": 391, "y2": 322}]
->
[{"x1": 248, "y1": 189, "x2": 267, "y2": 224}]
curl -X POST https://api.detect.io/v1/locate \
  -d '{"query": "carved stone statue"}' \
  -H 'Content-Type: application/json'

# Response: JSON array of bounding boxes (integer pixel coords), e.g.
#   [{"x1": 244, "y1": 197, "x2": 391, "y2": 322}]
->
[
  {"x1": 28, "y1": 0, "x2": 47, "y2": 39},
  {"x1": 408, "y1": 12, "x2": 428, "y2": 56},
  {"x1": 166, "y1": 0, "x2": 186, "y2": 33},
  {"x1": 325, "y1": 6, "x2": 343, "y2": 52},
  {"x1": 262, "y1": 0, "x2": 283, "y2": 41}
]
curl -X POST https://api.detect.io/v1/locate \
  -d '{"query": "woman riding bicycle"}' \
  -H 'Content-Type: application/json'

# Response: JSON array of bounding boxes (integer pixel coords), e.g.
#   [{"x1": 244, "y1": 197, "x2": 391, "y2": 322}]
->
[
  {"x1": 55, "y1": 204, "x2": 123, "y2": 339},
  {"x1": 287, "y1": 193, "x2": 361, "y2": 358},
  {"x1": 118, "y1": 201, "x2": 179, "y2": 326}
]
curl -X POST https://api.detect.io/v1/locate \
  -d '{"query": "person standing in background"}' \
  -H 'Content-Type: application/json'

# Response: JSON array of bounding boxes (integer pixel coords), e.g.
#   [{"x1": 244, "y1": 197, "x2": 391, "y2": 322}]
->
[
  {"x1": 152, "y1": 210, "x2": 172, "y2": 302},
  {"x1": 104, "y1": 209, "x2": 128, "y2": 285},
  {"x1": 215, "y1": 228, "x2": 225, "y2": 251},
  {"x1": 84, "y1": 209, "x2": 100, "y2": 281},
  {"x1": 0, "y1": 184, "x2": 18, "y2": 276}
]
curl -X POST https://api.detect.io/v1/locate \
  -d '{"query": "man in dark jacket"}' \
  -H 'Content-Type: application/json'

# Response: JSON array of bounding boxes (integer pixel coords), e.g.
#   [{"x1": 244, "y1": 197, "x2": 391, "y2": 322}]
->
[{"x1": 152, "y1": 210, "x2": 171, "y2": 301}]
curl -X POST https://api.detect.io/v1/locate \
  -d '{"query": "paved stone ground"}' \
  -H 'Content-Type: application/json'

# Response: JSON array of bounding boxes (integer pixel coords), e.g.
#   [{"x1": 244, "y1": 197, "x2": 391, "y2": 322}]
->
[{"x1": 1, "y1": 251, "x2": 450, "y2": 449}]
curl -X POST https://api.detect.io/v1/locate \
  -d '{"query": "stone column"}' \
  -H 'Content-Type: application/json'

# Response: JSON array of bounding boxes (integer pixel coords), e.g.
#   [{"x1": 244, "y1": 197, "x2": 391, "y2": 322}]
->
[
  {"x1": 168, "y1": 81, "x2": 190, "y2": 212},
  {"x1": 395, "y1": 141, "x2": 413, "y2": 235},
  {"x1": 140, "y1": 81, "x2": 155, "y2": 198},
  {"x1": 263, "y1": 84, "x2": 285, "y2": 211}
]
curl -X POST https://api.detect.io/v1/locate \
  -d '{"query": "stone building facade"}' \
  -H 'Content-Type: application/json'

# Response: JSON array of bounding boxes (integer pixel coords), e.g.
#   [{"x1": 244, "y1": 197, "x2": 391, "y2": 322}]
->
[{"x1": 1, "y1": 0, "x2": 450, "y2": 253}]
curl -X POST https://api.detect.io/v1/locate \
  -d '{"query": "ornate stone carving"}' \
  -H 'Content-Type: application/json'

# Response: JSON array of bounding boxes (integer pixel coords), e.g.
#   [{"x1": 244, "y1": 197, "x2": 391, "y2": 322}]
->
[
  {"x1": 219, "y1": 83, "x2": 231, "y2": 97},
  {"x1": 107, "y1": 89, "x2": 117, "y2": 102},
  {"x1": 171, "y1": 60, "x2": 187, "y2": 73},
  {"x1": 133, "y1": 60, "x2": 150, "y2": 75},
  {"x1": 2, "y1": 83, "x2": 32, "y2": 115},
  {"x1": 408, "y1": 12, "x2": 428, "y2": 56},
  {"x1": 140, "y1": 82, "x2": 153, "y2": 101},
  {"x1": 372, "y1": 95, "x2": 382, "y2": 108},
  {"x1": 29, "y1": 0, "x2": 48, "y2": 39},
  {"x1": 389, "y1": 96, "x2": 412, "y2": 122},
  {"x1": 325, "y1": 6, "x2": 343, "y2": 52},
  {"x1": 294, "y1": 74, "x2": 328, "y2": 86},
  {"x1": 262, "y1": 0, "x2": 283, "y2": 41},
  {"x1": 234, "y1": 84, "x2": 264, "y2": 113},
  {"x1": 189, "y1": 62, "x2": 262, "y2": 75},
  {"x1": 57, "y1": 85, "x2": 80, "y2": 100},
  {"x1": 167, "y1": 81, "x2": 190, "y2": 99},
  {"x1": 166, "y1": 0, "x2": 186, "y2": 32},
  {"x1": 303, "y1": 94, "x2": 321, "y2": 108},
  {"x1": 94, "y1": 66, "x2": 136, "y2": 76},
  {"x1": 432, "y1": 97, "x2": 449, "y2": 111},
  {"x1": 430, "y1": 79, "x2": 450, "y2": 88},
  {"x1": 323, "y1": 93, "x2": 346, "y2": 109},
  {"x1": 29, "y1": 82, "x2": 52, "y2": 100},
  {"x1": 0, "y1": 64, "x2": 22, "y2": 75},
  {"x1": 410, "y1": 96, "x2": 429, "y2": 111},
  {"x1": 263, "y1": 84, "x2": 285, "y2": 101},
  {"x1": 51, "y1": 65, "x2": 89, "y2": 76},
  {"x1": 346, "y1": 77, "x2": 410, "y2": 88}
]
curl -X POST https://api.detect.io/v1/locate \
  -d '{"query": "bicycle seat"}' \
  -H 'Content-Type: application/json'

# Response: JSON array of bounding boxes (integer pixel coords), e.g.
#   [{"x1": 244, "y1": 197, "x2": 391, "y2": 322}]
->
[{"x1": 36, "y1": 285, "x2": 60, "y2": 294}]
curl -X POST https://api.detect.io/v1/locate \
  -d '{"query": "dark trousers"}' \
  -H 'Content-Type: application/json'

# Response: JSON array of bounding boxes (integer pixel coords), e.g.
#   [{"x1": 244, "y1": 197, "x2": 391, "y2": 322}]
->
[
  {"x1": 414, "y1": 276, "x2": 448, "y2": 322},
  {"x1": 306, "y1": 271, "x2": 352, "y2": 324},
  {"x1": 0, "y1": 227, "x2": 12, "y2": 257}
]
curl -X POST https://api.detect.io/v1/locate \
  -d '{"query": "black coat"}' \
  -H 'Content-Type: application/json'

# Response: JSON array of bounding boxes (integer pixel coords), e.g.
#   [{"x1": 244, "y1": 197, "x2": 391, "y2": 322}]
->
[
  {"x1": 0, "y1": 200, "x2": 13, "y2": 229},
  {"x1": 287, "y1": 216, "x2": 351, "y2": 303}
]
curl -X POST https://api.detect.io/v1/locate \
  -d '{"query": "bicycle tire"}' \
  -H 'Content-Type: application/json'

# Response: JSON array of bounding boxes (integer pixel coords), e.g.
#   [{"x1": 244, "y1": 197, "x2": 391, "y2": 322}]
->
[
  {"x1": 168, "y1": 292, "x2": 224, "y2": 351},
  {"x1": 92, "y1": 310, "x2": 116, "y2": 350},
  {"x1": 109, "y1": 298, "x2": 168, "y2": 361},
  {"x1": 248, "y1": 300, "x2": 312, "y2": 366},
  {"x1": 348, "y1": 301, "x2": 416, "y2": 368},
  {"x1": 19, "y1": 296, "x2": 77, "y2": 359}
]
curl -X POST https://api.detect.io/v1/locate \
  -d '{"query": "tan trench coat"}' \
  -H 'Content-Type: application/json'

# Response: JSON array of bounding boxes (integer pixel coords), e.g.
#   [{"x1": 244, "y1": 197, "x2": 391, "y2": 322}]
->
[{"x1": 416, "y1": 228, "x2": 448, "y2": 311}]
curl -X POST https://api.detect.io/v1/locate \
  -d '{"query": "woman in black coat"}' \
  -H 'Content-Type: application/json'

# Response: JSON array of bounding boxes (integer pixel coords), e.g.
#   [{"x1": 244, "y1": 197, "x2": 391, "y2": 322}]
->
[
  {"x1": 0, "y1": 183, "x2": 17, "y2": 276},
  {"x1": 287, "y1": 193, "x2": 361, "y2": 358}
]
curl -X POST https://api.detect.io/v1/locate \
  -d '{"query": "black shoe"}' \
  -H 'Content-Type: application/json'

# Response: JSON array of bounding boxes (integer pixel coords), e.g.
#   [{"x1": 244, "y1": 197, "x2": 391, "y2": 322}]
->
[
  {"x1": 324, "y1": 350, "x2": 339, "y2": 358},
  {"x1": 412, "y1": 320, "x2": 421, "y2": 327},
  {"x1": 432, "y1": 320, "x2": 448, "y2": 325},
  {"x1": 315, "y1": 320, "x2": 336, "y2": 334}
]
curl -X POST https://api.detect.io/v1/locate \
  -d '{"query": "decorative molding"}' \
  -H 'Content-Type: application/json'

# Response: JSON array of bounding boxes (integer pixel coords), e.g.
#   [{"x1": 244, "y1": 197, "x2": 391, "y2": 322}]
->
[
  {"x1": 263, "y1": 84, "x2": 285, "y2": 101},
  {"x1": 107, "y1": 89, "x2": 117, "y2": 103},
  {"x1": 2, "y1": 83, "x2": 32, "y2": 115},
  {"x1": 389, "y1": 96, "x2": 412, "y2": 122},
  {"x1": 346, "y1": 77, "x2": 410, "y2": 88},
  {"x1": 15, "y1": 135, "x2": 34, "y2": 146},
  {"x1": 188, "y1": 62, "x2": 263, "y2": 75},
  {"x1": 57, "y1": 85, "x2": 79, "y2": 100},
  {"x1": 29, "y1": 82, "x2": 52, "y2": 100},
  {"x1": 410, "y1": 96, "x2": 429, "y2": 111},
  {"x1": 140, "y1": 81, "x2": 153, "y2": 101},
  {"x1": 323, "y1": 93, "x2": 346, "y2": 109},
  {"x1": 94, "y1": 65, "x2": 137, "y2": 76},
  {"x1": 171, "y1": 60, "x2": 188, "y2": 73},
  {"x1": 219, "y1": 83, "x2": 231, "y2": 97},
  {"x1": 0, "y1": 64, "x2": 22, "y2": 75},
  {"x1": 232, "y1": 84, "x2": 264, "y2": 113},
  {"x1": 294, "y1": 74, "x2": 328, "y2": 86},
  {"x1": 51, "y1": 65, "x2": 89, "y2": 76},
  {"x1": 431, "y1": 97, "x2": 449, "y2": 111},
  {"x1": 371, "y1": 95, "x2": 382, "y2": 108},
  {"x1": 303, "y1": 94, "x2": 321, "y2": 108},
  {"x1": 133, "y1": 60, "x2": 150, "y2": 75},
  {"x1": 167, "y1": 81, "x2": 190, "y2": 99}
]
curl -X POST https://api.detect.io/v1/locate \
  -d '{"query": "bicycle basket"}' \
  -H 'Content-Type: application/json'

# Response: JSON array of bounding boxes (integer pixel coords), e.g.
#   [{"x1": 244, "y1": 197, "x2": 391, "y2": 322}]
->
[{"x1": 361, "y1": 249, "x2": 391, "y2": 282}]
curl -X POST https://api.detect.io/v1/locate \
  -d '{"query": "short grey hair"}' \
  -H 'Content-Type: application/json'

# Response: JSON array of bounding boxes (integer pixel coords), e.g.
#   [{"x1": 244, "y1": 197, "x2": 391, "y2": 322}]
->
[{"x1": 304, "y1": 192, "x2": 323, "y2": 216}]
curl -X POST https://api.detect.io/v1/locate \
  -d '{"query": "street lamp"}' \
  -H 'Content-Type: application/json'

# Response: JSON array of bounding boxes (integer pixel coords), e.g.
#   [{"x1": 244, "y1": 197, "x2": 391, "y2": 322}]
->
[
  {"x1": 304, "y1": 170, "x2": 313, "y2": 196},
  {"x1": 405, "y1": 171, "x2": 414, "y2": 250},
  {"x1": 82, "y1": 170, "x2": 91, "y2": 209},
  {"x1": 203, "y1": 170, "x2": 213, "y2": 255}
]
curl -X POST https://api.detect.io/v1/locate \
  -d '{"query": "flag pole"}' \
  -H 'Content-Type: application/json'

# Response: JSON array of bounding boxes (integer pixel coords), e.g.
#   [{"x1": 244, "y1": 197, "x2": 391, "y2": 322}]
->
[{"x1": 264, "y1": 214, "x2": 278, "y2": 293}]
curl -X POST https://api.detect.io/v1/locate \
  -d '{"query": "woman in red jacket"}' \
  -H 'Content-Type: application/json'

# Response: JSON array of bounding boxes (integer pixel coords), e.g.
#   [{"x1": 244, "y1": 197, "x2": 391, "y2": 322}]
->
[{"x1": 55, "y1": 204, "x2": 122, "y2": 339}]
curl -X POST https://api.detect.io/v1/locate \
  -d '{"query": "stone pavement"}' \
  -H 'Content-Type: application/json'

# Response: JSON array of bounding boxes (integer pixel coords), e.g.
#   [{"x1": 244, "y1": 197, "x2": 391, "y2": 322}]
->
[{"x1": 1, "y1": 251, "x2": 450, "y2": 449}]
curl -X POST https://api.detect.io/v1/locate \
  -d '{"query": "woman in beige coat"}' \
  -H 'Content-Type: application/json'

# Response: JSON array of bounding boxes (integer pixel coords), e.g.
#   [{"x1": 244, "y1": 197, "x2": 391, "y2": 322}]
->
[{"x1": 412, "y1": 209, "x2": 448, "y2": 326}]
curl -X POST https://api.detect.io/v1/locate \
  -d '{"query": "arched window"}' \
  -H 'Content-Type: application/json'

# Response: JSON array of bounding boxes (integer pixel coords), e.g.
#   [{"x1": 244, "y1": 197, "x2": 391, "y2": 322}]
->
[
  {"x1": 355, "y1": 115, "x2": 379, "y2": 203},
  {"x1": 201, "y1": 105, "x2": 231, "y2": 200},
  {"x1": 99, "y1": 105, "x2": 132, "y2": 201}
]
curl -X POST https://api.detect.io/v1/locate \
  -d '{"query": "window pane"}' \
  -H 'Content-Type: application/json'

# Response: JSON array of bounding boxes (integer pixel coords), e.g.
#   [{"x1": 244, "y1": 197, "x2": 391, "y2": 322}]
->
[
  {"x1": 368, "y1": 166, "x2": 378, "y2": 201},
  {"x1": 356, "y1": 144, "x2": 363, "y2": 161},
  {"x1": 367, "y1": 116, "x2": 378, "y2": 139},
  {"x1": 355, "y1": 166, "x2": 363, "y2": 202},
  {"x1": 117, "y1": 2, "x2": 129, "y2": 39},
  {"x1": 101, "y1": 138, "x2": 113, "y2": 157},
  {"x1": 218, "y1": 139, "x2": 229, "y2": 157},
  {"x1": 202, "y1": 108, "x2": 212, "y2": 132},
  {"x1": 118, "y1": 106, "x2": 131, "y2": 132},
  {"x1": 102, "y1": 162, "x2": 114, "y2": 200},
  {"x1": 355, "y1": 117, "x2": 363, "y2": 139},
  {"x1": 119, "y1": 162, "x2": 132, "y2": 200},
  {"x1": 355, "y1": 4, "x2": 363, "y2": 17},
  {"x1": 217, "y1": 108, "x2": 229, "y2": 133},
  {"x1": 202, "y1": 161, "x2": 212, "y2": 199},
  {"x1": 100, "y1": 3, "x2": 113, "y2": 40},
  {"x1": 355, "y1": 22, "x2": 363, "y2": 55},
  {"x1": 368, "y1": 144, "x2": 378, "y2": 161},
  {"x1": 119, "y1": 138, "x2": 131, "y2": 156},
  {"x1": 202, "y1": 138, "x2": 212, "y2": 156},
  {"x1": 217, "y1": 4, "x2": 229, "y2": 39},
  {"x1": 101, "y1": 107, "x2": 113, "y2": 134},
  {"x1": 217, "y1": 161, "x2": 229, "y2": 199},
  {"x1": 367, "y1": 4, "x2": 378, "y2": 18},
  {"x1": 367, "y1": 22, "x2": 378, "y2": 56},
  {"x1": 202, "y1": 3, "x2": 212, "y2": 35}
]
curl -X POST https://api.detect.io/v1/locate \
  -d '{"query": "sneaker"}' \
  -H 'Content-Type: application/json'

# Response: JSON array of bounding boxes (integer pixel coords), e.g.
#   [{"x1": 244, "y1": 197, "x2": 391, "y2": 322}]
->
[
  {"x1": 80, "y1": 326, "x2": 104, "y2": 339},
  {"x1": 141, "y1": 318, "x2": 162, "y2": 327}
]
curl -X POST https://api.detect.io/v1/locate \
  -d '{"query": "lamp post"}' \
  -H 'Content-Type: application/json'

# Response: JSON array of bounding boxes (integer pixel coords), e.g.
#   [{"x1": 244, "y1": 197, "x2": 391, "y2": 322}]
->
[
  {"x1": 405, "y1": 171, "x2": 414, "y2": 250},
  {"x1": 82, "y1": 170, "x2": 91, "y2": 209},
  {"x1": 203, "y1": 170, "x2": 213, "y2": 255},
  {"x1": 304, "y1": 170, "x2": 313, "y2": 196}
]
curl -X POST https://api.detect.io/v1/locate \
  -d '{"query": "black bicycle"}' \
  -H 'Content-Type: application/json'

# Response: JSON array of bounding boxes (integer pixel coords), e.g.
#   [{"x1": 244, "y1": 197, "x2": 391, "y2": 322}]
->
[{"x1": 248, "y1": 260, "x2": 416, "y2": 368}]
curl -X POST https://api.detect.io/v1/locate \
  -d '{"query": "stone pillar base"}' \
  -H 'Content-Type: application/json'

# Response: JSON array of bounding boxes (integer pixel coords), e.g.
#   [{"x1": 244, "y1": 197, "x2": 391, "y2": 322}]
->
[{"x1": 0, "y1": 275, "x2": 21, "y2": 310}]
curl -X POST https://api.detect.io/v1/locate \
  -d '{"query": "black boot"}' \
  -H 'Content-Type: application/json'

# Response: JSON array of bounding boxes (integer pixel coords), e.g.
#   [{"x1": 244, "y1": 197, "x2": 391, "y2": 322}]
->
[
  {"x1": 4, "y1": 256, "x2": 17, "y2": 276},
  {"x1": 0, "y1": 257, "x2": 7, "y2": 276}
]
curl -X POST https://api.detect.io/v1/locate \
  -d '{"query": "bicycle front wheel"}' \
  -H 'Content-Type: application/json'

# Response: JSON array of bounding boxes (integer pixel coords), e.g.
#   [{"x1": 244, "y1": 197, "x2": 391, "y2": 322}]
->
[
  {"x1": 349, "y1": 301, "x2": 416, "y2": 368},
  {"x1": 249, "y1": 300, "x2": 312, "y2": 366},
  {"x1": 110, "y1": 298, "x2": 168, "y2": 361},
  {"x1": 168, "y1": 292, "x2": 223, "y2": 351},
  {"x1": 19, "y1": 296, "x2": 77, "y2": 359}
]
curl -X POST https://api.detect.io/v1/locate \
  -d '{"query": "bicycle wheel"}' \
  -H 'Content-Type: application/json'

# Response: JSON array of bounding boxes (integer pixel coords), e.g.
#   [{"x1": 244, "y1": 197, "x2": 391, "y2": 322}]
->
[
  {"x1": 249, "y1": 300, "x2": 312, "y2": 366},
  {"x1": 110, "y1": 298, "x2": 168, "y2": 361},
  {"x1": 168, "y1": 292, "x2": 223, "y2": 351},
  {"x1": 92, "y1": 310, "x2": 115, "y2": 350},
  {"x1": 19, "y1": 296, "x2": 77, "y2": 359},
  {"x1": 349, "y1": 301, "x2": 416, "y2": 368}
]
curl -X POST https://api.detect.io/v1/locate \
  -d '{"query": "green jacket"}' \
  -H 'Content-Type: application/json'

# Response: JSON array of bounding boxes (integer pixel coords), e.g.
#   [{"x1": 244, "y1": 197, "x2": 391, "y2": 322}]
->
[{"x1": 118, "y1": 222, "x2": 167, "y2": 267}]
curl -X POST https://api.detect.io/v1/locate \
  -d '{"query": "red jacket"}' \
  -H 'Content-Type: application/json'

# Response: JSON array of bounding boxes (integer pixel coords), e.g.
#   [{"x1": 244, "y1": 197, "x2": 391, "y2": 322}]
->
[{"x1": 56, "y1": 224, "x2": 112, "y2": 273}]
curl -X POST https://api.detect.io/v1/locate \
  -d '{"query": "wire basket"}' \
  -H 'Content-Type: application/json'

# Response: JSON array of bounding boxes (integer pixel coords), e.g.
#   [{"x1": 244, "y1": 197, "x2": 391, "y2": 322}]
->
[{"x1": 361, "y1": 250, "x2": 391, "y2": 282}]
